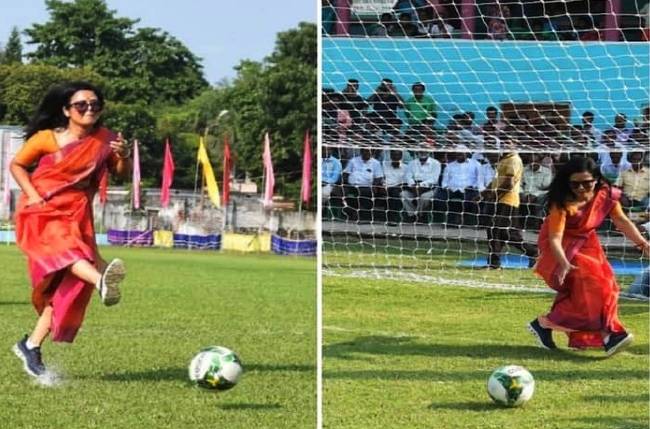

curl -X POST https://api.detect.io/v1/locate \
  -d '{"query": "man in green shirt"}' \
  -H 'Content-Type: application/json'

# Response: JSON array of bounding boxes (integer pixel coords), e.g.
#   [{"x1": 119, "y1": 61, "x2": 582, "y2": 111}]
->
[{"x1": 405, "y1": 82, "x2": 436, "y2": 138}]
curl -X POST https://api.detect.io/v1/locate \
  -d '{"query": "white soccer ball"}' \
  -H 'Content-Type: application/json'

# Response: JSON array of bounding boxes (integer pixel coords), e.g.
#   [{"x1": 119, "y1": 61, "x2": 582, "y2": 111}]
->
[
  {"x1": 487, "y1": 365, "x2": 535, "y2": 407},
  {"x1": 188, "y1": 346, "x2": 243, "y2": 391}
]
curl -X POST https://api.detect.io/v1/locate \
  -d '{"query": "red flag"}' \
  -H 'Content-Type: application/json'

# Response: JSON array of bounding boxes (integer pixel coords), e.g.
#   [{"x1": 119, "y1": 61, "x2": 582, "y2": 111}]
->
[
  {"x1": 161, "y1": 139, "x2": 175, "y2": 208},
  {"x1": 301, "y1": 130, "x2": 312, "y2": 205},
  {"x1": 222, "y1": 136, "x2": 232, "y2": 206}
]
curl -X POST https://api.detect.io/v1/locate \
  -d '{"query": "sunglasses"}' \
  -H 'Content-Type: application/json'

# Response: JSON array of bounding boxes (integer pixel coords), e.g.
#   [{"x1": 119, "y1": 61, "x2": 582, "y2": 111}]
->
[
  {"x1": 68, "y1": 100, "x2": 103, "y2": 114},
  {"x1": 569, "y1": 179, "x2": 597, "y2": 190}
]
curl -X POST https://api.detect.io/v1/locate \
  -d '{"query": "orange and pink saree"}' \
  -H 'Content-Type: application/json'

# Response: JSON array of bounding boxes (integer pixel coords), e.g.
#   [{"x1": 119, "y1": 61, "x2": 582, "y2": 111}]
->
[
  {"x1": 534, "y1": 186, "x2": 626, "y2": 349},
  {"x1": 15, "y1": 128, "x2": 114, "y2": 342}
]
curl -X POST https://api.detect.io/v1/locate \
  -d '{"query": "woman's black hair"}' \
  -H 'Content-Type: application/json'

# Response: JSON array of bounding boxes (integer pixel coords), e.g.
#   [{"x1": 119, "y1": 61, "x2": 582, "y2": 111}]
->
[
  {"x1": 24, "y1": 81, "x2": 104, "y2": 140},
  {"x1": 545, "y1": 155, "x2": 609, "y2": 209}
]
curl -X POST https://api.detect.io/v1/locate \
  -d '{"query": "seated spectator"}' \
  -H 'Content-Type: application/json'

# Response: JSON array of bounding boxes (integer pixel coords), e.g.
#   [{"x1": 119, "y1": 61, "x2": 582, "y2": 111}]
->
[
  {"x1": 486, "y1": 4, "x2": 511, "y2": 40},
  {"x1": 483, "y1": 106, "x2": 504, "y2": 133},
  {"x1": 580, "y1": 112, "x2": 603, "y2": 147},
  {"x1": 405, "y1": 82, "x2": 437, "y2": 135},
  {"x1": 597, "y1": 129, "x2": 631, "y2": 170},
  {"x1": 521, "y1": 153, "x2": 552, "y2": 230},
  {"x1": 617, "y1": 151, "x2": 650, "y2": 210},
  {"x1": 389, "y1": 12, "x2": 419, "y2": 37},
  {"x1": 613, "y1": 113, "x2": 633, "y2": 143},
  {"x1": 437, "y1": 145, "x2": 484, "y2": 225},
  {"x1": 426, "y1": 8, "x2": 454, "y2": 38},
  {"x1": 402, "y1": 150, "x2": 441, "y2": 222},
  {"x1": 341, "y1": 79, "x2": 368, "y2": 131},
  {"x1": 601, "y1": 150, "x2": 631, "y2": 183},
  {"x1": 372, "y1": 12, "x2": 396, "y2": 37},
  {"x1": 382, "y1": 150, "x2": 409, "y2": 223},
  {"x1": 367, "y1": 78, "x2": 405, "y2": 137},
  {"x1": 322, "y1": 146, "x2": 343, "y2": 210},
  {"x1": 453, "y1": 113, "x2": 484, "y2": 149},
  {"x1": 342, "y1": 148, "x2": 384, "y2": 222},
  {"x1": 477, "y1": 151, "x2": 498, "y2": 190}
]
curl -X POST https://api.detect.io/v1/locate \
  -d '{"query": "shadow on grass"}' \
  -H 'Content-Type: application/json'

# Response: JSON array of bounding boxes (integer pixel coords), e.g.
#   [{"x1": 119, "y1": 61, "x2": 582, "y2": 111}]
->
[
  {"x1": 217, "y1": 403, "x2": 282, "y2": 411},
  {"x1": 99, "y1": 363, "x2": 314, "y2": 382},
  {"x1": 324, "y1": 335, "x2": 624, "y2": 363},
  {"x1": 565, "y1": 416, "x2": 648, "y2": 429},
  {"x1": 428, "y1": 401, "x2": 500, "y2": 412},
  {"x1": 583, "y1": 394, "x2": 649, "y2": 403},
  {"x1": 0, "y1": 301, "x2": 30, "y2": 306}
]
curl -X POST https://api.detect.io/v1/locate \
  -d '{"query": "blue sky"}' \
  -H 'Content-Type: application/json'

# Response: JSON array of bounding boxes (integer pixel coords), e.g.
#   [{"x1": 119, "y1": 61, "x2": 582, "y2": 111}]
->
[{"x1": 0, "y1": 0, "x2": 315, "y2": 84}]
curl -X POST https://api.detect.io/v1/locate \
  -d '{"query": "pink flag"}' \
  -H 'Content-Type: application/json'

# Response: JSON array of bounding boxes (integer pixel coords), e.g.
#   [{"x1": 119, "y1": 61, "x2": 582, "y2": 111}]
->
[
  {"x1": 0, "y1": 137, "x2": 11, "y2": 207},
  {"x1": 161, "y1": 138, "x2": 174, "y2": 208},
  {"x1": 301, "y1": 130, "x2": 312, "y2": 205},
  {"x1": 132, "y1": 139, "x2": 141, "y2": 209},
  {"x1": 262, "y1": 132, "x2": 275, "y2": 208}
]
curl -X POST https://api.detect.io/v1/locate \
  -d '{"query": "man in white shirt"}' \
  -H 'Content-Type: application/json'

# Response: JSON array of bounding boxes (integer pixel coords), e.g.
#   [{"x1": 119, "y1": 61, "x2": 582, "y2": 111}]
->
[
  {"x1": 521, "y1": 153, "x2": 552, "y2": 230},
  {"x1": 343, "y1": 148, "x2": 384, "y2": 222},
  {"x1": 437, "y1": 146, "x2": 483, "y2": 225},
  {"x1": 382, "y1": 150, "x2": 408, "y2": 223},
  {"x1": 597, "y1": 129, "x2": 631, "y2": 172},
  {"x1": 402, "y1": 151, "x2": 441, "y2": 222}
]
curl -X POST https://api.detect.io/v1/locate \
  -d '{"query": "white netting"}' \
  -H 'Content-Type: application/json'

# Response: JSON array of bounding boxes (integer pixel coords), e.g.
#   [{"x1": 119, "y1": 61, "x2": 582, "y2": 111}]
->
[{"x1": 322, "y1": 0, "x2": 650, "y2": 298}]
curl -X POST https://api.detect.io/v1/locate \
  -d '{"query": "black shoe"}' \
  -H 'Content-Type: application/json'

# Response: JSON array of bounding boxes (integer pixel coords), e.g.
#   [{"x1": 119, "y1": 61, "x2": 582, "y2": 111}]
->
[
  {"x1": 604, "y1": 332, "x2": 633, "y2": 356},
  {"x1": 527, "y1": 319, "x2": 557, "y2": 350},
  {"x1": 12, "y1": 335, "x2": 46, "y2": 377}
]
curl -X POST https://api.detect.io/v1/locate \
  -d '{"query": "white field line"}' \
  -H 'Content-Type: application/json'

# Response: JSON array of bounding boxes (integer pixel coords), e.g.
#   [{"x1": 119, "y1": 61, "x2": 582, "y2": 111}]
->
[{"x1": 323, "y1": 269, "x2": 649, "y2": 302}]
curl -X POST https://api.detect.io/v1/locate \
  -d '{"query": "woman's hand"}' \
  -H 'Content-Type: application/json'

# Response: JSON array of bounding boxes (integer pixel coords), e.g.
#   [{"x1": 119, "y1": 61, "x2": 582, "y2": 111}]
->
[
  {"x1": 557, "y1": 259, "x2": 577, "y2": 285},
  {"x1": 25, "y1": 194, "x2": 45, "y2": 207},
  {"x1": 110, "y1": 132, "x2": 131, "y2": 159},
  {"x1": 640, "y1": 241, "x2": 650, "y2": 258}
]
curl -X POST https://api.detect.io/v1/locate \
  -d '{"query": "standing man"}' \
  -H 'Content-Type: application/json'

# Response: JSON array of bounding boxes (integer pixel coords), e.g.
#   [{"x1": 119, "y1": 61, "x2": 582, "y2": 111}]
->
[
  {"x1": 382, "y1": 150, "x2": 408, "y2": 224},
  {"x1": 482, "y1": 148, "x2": 537, "y2": 269},
  {"x1": 521, "y1": 153, "x2": 553, "y2": 230}
]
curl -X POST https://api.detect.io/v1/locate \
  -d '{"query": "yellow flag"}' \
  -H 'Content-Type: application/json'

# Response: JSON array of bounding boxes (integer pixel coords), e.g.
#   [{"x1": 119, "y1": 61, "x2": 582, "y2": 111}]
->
[{"x1": 197, "y1": 137, "x2": 221, "y2": 208}]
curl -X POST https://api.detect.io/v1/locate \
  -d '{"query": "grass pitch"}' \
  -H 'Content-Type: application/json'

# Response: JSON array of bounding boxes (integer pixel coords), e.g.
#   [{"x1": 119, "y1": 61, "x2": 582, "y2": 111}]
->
[
  {"x1": 323, "y1": 270, "x2": 649, "y2": 429},
  {"x1": 0, "y1": 245, "x2": 315, "y2": 429}
]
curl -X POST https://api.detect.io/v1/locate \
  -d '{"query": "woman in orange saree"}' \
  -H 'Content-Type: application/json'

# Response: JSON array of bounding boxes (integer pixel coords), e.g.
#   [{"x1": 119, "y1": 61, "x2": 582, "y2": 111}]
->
[
  {"x1": 10, "y1": 81, "x2": 131, "y2": 378},
  {"x1": 528, "y1": 157, "x2": 649, "y2": 356}
]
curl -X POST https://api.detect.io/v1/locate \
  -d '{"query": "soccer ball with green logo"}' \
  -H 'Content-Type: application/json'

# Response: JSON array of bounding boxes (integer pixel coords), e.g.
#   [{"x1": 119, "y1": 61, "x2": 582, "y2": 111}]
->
[
  {"x1": 487, "y1": 365, "x2": 535, "y2": 407},
  {"x1": 188, "y1": 346, "x2": 243, "y2": 391}
]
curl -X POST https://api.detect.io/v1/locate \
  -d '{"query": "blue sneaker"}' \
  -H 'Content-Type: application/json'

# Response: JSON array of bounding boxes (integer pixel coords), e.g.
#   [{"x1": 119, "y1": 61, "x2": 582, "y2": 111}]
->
[
  {"x1": 12, "y1": 335, "x2": 46, "y2": 377},
  {"x1": 527, "y1": 319, "x2": 557, "y2": 350},
  {"x1": 604, "y1": 332, "x2": 633, "y2": 356}
]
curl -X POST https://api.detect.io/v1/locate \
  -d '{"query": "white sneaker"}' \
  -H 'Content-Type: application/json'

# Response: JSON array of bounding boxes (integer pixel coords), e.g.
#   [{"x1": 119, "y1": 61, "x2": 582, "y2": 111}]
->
[{"x1": 98, "y1": 258, "x2": 125, "y2": 306}]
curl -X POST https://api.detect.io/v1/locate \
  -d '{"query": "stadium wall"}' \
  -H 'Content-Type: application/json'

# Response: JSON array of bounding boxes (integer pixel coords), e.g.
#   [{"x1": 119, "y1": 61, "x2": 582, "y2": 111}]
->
[{"x1": 323, "y1": 38, "x2": 650, "y2": 130}]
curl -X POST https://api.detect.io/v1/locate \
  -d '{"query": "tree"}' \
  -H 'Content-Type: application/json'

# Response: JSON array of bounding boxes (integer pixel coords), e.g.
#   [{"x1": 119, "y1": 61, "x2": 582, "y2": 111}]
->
[
  {"x1": 2, "y1": 27, "x2": 23, "y2": 64},
  {"x1": 24, "y1": 0, "x2": 207, "y2": 104}
]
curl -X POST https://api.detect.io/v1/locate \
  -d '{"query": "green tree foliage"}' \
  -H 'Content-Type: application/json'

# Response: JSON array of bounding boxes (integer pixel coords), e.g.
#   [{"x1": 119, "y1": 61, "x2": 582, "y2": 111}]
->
[
  {"x1": 157, "y1": 23, "x2": 316, "y2": 203},
  {"x1": 24, "y1": 0, "x2": 207, "y2": 104},
  {"x1": 2, "y1": 27, "x2": 23, "y2": 64},
  {"x1": 0, "y1": 63, "x2": 104, "y2": 124}
]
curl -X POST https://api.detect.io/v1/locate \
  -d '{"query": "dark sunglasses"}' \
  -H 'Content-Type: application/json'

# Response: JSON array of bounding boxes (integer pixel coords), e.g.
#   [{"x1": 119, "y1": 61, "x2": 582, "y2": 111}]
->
[
  {"x1": 68, "y1": 100, "x2": 103, "y2": 114},
  {"x1": 569, "y1": 179, "x2": 597, "y2": 190}
]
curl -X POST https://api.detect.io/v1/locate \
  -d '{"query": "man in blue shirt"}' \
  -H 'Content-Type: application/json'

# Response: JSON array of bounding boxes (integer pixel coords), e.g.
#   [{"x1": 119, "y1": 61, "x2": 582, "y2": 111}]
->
[{"x1": 322, "y1": 145, "x2": 343, "y2": 212}]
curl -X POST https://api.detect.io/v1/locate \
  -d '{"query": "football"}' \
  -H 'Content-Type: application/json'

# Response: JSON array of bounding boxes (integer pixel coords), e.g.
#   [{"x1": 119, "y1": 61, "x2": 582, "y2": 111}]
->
[
  {"x1": 188, "y1": 346, "x2": 243, "y2": 391},
  {"x1": 487, "y1": 365, "x2": 535, "y2": 407}
]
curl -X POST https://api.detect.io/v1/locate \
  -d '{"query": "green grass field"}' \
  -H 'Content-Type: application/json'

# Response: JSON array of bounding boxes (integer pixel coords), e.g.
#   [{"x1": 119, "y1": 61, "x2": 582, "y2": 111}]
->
[
  {"x1": 323, "y1": 270, "x2": 649, "y2": 429},
  {"x1": 0, "y1": 246, "x2": 315, "y2": 429}
]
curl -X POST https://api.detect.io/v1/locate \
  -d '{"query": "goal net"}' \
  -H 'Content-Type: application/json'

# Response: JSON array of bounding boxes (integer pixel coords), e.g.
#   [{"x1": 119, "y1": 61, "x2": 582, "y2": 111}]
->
[{"x1": 322, "y1": 0, "x2": 650, "y2": 297}]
